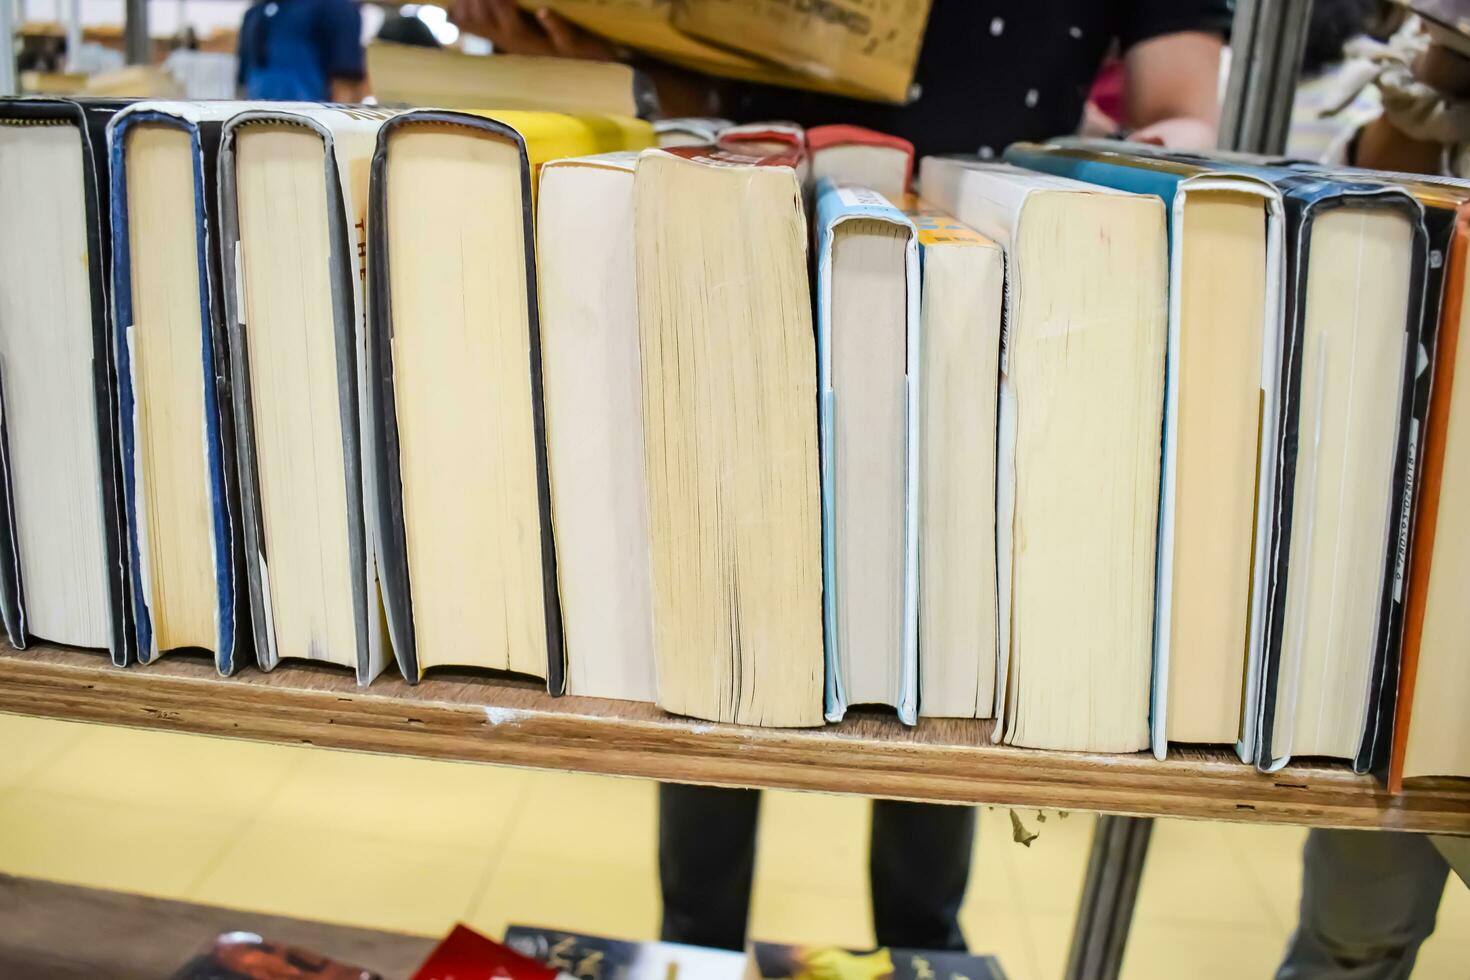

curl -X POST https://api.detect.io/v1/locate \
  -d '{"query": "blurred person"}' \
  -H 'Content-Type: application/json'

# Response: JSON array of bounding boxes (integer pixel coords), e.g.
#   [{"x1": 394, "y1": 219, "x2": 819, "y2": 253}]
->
[
  {"x1": 447, "y1": 1, "x2": 1229, "y2": 156},
  {"x1": 1278, "y1": 830, "x2": 1450, "y2": 979},
  {"x1": 1079, "y1": 54, "x2": 1126, "y2": 137},
  {"x1": 1287, "y1": 0, "x2": 1470, "y2": 175},
  {"x1": 443, "y1": 0, "x2": 1231, "y2": 954},
  {"x1": 377, "y1": 12, "x2": 443, "y2": 49},
  {"x1": 1286, "y1": 0, "x2": 1402, "y2": 164},
  {"x1": 236, "y1": 0, "x2": 367, "y2": 101}
]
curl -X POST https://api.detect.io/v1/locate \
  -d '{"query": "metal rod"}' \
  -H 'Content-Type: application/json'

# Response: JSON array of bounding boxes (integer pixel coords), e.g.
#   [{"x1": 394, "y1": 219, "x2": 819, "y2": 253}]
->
[
  {"x1": 0, "y1": 0, "x2": 15, "y2": 96},
  {"x1": 1264, "y1": 0, "x2": 1313, "y2": 153},
  {"x1": 62, "y1": 0, "x2": 80, "y2": 72},
  {"x1": 1219, "y1": 0, "x2": 1315, "y2": 154},
  {"x1": 1220, "y1": 0, "x2": 1264, "y2": 150},
  {"x1": 1064, "y1": 816, "x2": 1155, "y2": 980},
  {"x1": 124, "y1": 0, "x2": 148, "y2": 65}
]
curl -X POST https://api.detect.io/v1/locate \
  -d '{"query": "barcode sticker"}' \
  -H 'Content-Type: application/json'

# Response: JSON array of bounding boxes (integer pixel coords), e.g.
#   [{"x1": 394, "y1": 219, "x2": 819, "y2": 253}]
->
[{"x1": 836, "y1": 185, "x2": 893, "y2": 210}]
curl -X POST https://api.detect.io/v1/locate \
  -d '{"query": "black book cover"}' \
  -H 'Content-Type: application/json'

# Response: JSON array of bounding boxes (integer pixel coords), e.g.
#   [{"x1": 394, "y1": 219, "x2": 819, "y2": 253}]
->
[
  {"x1": 0, "y1": 97, "x2": 135, "y2": 667},
  {"x1": 1254, "y1": 174, "x2": 1428, "y2": 774},
  {"x1": 366, "y1": 110, "x2": 565, "y2": 693},
  {"x1": 1306, "y1": 174, "x2": 1469, "y2": 779},
  {"x1": 216, "y1": 107, "x2": 396, "y2": 686},
  {"x1": 108, "y1": 102, "x2": 250, "y2": 675}
]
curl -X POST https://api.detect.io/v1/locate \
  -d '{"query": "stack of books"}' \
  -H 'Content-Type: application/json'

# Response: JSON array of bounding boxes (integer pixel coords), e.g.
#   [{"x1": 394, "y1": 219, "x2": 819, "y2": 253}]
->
[{"x1": 0, "y1": 96, "x2": 1465, "y2": 788}]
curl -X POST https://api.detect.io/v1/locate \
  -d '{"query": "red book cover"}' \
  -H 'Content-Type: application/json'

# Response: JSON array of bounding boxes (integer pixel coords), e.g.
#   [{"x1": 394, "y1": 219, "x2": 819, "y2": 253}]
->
[
  {"x1": 806, "y1": 124, "x2": 912, "y2": 157},
  {"x1": 653, "y1": 122, "x2": 808, "y2": 172},
  {"x1": 806, "y1": 124, "x2": 915, "y2": 192},
  {"x1": 411, "y1": 925, "x2": 563, "y2": 980},
  {"x1": 717, "y1": 121, "x2": 806, "y2": 156}
]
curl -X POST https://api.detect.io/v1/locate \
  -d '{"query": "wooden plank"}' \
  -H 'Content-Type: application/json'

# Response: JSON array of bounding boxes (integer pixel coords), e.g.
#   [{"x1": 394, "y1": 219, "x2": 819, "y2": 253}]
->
[
  {"x1": 1, "y1": 644, "x2": 1467, "y2": 833},
  {"x1": 0, "y1": 872, "x2": 434, "y2": 979}
]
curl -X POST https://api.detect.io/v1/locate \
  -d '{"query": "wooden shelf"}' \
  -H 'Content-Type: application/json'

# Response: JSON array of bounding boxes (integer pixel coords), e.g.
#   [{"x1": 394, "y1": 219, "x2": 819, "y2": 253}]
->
[{"x1": 1, "y1": 644, "x2": 1467, "y2": 834}]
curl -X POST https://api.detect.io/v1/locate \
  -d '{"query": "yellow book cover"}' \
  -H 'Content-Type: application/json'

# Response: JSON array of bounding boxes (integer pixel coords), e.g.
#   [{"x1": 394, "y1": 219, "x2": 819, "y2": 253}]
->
[
  {"x1": 746, "y1": 942, "x2": 1006, "y2": 980},
  {"x1": 451, "y1": 110, "x2": 655, "y2": 198},
  {"x1": 474, "y1": 110, "x2": 656, "y2": 171},
  {"x1": 901, "y1": 194, "x2": 999, "y2": 249}
]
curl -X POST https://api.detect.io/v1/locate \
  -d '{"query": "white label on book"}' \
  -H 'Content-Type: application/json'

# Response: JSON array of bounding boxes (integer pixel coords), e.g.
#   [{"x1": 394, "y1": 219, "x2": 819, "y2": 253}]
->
[
  {"x1": 1393, "y1": 417, "x2": 1419, "y2": 603},
  {"x1": 233, "y1": 241, "x2": 246, "y2": 326},
  {"x1": 836, "y1": 185, "x2": 893, "y2": 210}
]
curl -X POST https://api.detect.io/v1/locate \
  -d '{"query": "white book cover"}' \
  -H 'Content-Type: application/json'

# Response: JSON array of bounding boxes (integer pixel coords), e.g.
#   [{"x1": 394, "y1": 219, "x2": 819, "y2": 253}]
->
[{"x1": 1153, "y1": 174, "x2": 1286, "y2": 763}]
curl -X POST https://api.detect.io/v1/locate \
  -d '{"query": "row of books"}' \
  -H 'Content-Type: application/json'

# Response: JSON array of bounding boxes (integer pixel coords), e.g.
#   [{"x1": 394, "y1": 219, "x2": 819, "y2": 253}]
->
[
  {"x1": 1000, "y1": 140, "x2": 1470, "y2": 790},
  {"x1": 0, "y1": 98, "x2": 1463, "y2": 788}
]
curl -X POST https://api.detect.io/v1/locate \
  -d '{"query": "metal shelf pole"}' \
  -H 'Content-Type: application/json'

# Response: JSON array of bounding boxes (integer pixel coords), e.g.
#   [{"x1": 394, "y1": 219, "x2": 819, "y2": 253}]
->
[
  {"x1": 1, "y1": 0, "x2": 16, "y2": 96},
  {"x1": 124, "y1": 0, "x2": 148, "y2": 65}
]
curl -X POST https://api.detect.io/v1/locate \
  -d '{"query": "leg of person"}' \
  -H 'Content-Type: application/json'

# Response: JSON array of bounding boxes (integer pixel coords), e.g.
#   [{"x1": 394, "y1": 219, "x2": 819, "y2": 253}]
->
[
  {"x1": 869, "y1": 799, "x2": 977, "y2": 951},
  {"x1": 658, "y1": 782, "x2": 762, "y2": 951},
  {"x1": 1276, "y1": 828, "x2": 1449, "y2": 980}
]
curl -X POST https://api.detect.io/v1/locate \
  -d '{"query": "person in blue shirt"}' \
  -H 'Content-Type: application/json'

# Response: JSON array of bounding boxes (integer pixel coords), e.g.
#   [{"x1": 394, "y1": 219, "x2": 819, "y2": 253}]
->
[{"x1": 236, "y1": 0, "x2": 367, "y2": 102}]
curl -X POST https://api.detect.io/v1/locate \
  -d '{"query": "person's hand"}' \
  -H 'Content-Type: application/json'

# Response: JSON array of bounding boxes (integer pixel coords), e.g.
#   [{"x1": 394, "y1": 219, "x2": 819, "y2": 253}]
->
[
  {"x1": 1130, "y1": 116, "x2": 1216, "y2": 150},
  {"x1": 448, "y1": 0, "x2": 619, "y2": 60}
]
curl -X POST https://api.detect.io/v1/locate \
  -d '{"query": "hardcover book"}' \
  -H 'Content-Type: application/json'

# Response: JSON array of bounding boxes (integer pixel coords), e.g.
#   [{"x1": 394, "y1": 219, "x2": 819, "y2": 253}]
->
[
  {"x1": 0, "y1": 97, "x2": 133, "y2": 665},
  {"x1": 814, "y1": 180, "x2": 920, "y2": 724},
  {"x1": 217, "y1": 105, "x2": 398, "y2": 684},
  {"x1": 1322, "y1": 173, "x2": 1470, "y2": 787},
  {"x1": 108, "y1": 101, "x2": 253, "y2": 674},
  {"x1": 368, "y1": 110, "x2": 652, "y2": 689},
  {"x1": 1204, "y1": 163, "x2": 1424, "y2": 775}
]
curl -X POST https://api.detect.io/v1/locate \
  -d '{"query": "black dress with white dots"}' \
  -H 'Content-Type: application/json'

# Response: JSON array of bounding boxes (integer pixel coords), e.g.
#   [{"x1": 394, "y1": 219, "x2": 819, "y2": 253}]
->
[{"x1": 722, "y1": 0, "x2": 1231, "y2": 158}]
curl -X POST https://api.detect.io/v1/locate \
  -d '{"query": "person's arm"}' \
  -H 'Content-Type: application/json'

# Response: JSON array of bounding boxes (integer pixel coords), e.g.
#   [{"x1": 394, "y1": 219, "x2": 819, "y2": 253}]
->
[
  {"x1": 320, "y1": 0, "x2": 368, "y2": 102},
  {"x1": 448, "y1": 0, "x2": 618, "y2": 59},
  {"x1": 1114, "y1": 0, "x2": 1231, "y2": 149},
  {"x1": 1124, "y1": 30, "x2": 1223, "y2": 149}
]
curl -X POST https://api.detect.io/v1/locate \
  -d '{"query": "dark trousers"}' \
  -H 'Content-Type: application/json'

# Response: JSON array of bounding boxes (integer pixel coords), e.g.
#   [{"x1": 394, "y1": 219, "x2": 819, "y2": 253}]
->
[
  {"x1": 1276, "y1": 829, "x2": 1448, "y2": 980},
  {"x1": 658, "y1": 783, "x2": 976, "y2": 952}
]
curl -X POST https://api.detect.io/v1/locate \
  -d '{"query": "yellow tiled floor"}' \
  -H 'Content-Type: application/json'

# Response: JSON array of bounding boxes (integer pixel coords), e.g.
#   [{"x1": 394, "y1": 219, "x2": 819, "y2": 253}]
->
[{"x1": 0, "y1": 713, "x2": 1466, "y2": 979}]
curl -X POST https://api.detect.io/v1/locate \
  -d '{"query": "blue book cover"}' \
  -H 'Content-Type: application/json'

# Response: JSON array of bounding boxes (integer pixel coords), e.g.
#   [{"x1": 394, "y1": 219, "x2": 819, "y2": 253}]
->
[
  {"x1": 814, "y1": 178, "x2": 919, "y2": 725},
  {"x1": 107, "y1": 102, "x2": 245, "y2": 675}
]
